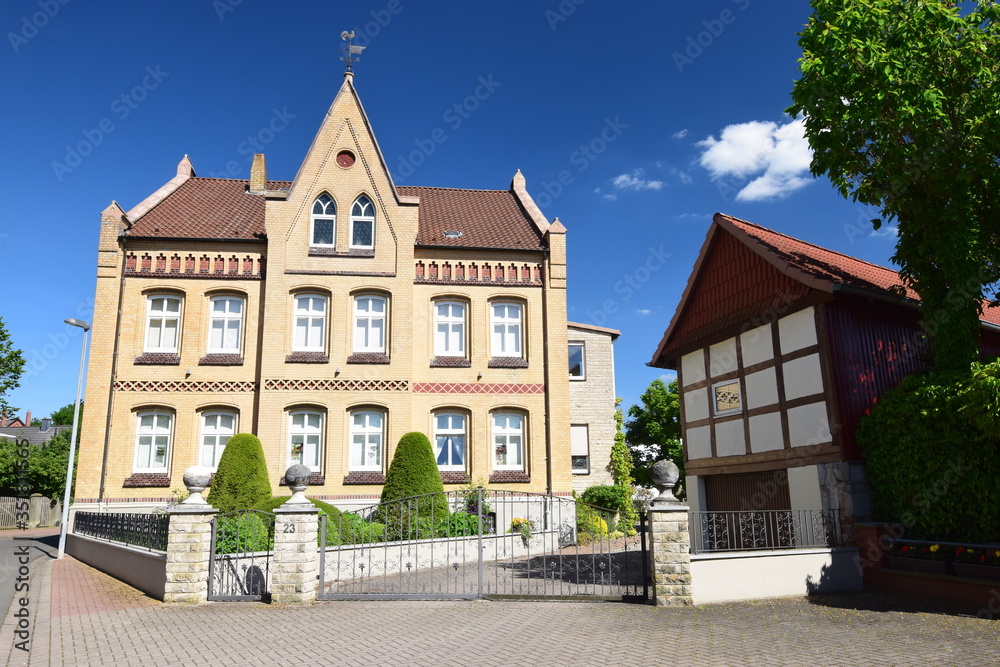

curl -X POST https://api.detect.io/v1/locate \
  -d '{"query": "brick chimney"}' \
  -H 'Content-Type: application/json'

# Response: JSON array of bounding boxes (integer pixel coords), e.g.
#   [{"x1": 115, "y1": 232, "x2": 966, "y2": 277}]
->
[
  {"x1": 249, "y1": 154, "x2": 267, "y2": 194},
  {"x1": 24, "y1": 411, "x2": 31, "y2": 426}
]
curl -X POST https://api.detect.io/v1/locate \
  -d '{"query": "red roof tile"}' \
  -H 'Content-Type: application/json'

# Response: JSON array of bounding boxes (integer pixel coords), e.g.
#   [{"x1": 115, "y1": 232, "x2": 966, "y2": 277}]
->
[
  {"x1": 398, "y1": 186, "x2": 547, "y2": 250},
  {"x1": 127, "y1": 178, "x2": 290, "y2": 240}
]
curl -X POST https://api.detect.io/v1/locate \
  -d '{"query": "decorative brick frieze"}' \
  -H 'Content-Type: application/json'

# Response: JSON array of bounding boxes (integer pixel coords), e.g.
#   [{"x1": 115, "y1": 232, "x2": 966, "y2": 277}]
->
[
  {"x1": 488, "y1": 470, "x2": 530, "y2": 483},
  {"x1": 125, "y1": 251, "x2": 264, "y2": 279},
  {"x1": 430, "y1": 356, "x2": 471, "y2": 368},
  {"x1": 264, "y1": 378, "x2": 408, "y2": 392},
  {"x1": 415, "y1": 260, "x2": 543, "y2": 286},
  {"x1": 346, "y1": 352, "x2": 391, "y2": 364},
  {"x1": 413, "y1": 382, "x2": 545, "y2": 394},
  {"x1": 440, "y1": 472, "x2": 471, "y2": 485},
  {"x1": 114, "y1": 380, "x2": 258, "y2": 392},
  {"x1": 198, "y1": 353, "x2": 244, "y2": 366},
  {"x1": 123, "y1": 473, "x2": 171, "y2": 488},
  {"x1": 488, "y1": 357, "x2": 529, "y2": 369},
  {"x1": 133, "y1": 353, "x2": 181, "y2": 365},
  {"x1": 279, "y1": 473, "x2": 325, "y2": 486},
  {"x1": 342, "y1": 471, "x2": 387, "y2": 485},
  {"x1": 285, "y1": 351, "x2": 330, "y2": 363}
]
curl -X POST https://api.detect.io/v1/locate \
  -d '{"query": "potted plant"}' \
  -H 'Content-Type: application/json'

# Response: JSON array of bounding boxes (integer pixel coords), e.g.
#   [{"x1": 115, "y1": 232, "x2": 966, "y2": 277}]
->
[
  {"x1": 510, "y1": 517, "x2": 536, "y2": 545},
  {"x1": 952, "y1": 547, "x2": 1000, "y2": 581},
  {"x1": 885, "y1": 542, "x2": 948, "y2": 574}
]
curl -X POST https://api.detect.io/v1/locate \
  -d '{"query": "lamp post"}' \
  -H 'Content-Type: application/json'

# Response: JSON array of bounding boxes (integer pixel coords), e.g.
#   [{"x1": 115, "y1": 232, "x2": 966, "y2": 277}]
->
[{"x1": 57, "y1": 318, "x2": 90, "y2": 559}]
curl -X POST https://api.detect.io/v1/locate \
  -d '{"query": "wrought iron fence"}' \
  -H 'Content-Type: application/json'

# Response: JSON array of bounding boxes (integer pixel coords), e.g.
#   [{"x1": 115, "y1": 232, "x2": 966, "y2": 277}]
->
[
  {"x1": 73, "y1": 511, "x2": 169, "y2": 552},
  {"x1": 208, "y1": 510, "x2": 275, "y2": 601},
  {"x1": 690, "y1": 509, "x2": 842, "y2": 554}
]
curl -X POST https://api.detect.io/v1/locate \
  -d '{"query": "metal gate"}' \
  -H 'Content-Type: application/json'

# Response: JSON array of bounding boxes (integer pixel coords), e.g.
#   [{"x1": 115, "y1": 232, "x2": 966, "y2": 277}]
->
[
  {"x1": 317, "y1": 490, "x2": 648, "y2": 601},
  {"x1": 208, "y1": 509, "x2": 275, "y2": 601}
]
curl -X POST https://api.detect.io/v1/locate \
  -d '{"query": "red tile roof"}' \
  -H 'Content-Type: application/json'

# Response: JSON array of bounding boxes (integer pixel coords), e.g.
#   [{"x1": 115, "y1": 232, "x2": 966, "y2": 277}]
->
[
  {"x1": 127, "y1": 178, "x2": 290, "y2": 240},
  {"x1": 398, "y1": 186, "x2": 547, "y2": 250},
  {"x1": 650, "y1": 212, "x2": 1000, "y2": 367}
]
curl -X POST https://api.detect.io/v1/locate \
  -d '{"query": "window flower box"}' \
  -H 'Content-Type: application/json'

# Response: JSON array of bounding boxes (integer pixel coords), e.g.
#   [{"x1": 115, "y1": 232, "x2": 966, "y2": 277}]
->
[{"x1": 884, "y1": 556, "x2": 949, "y2": 575}]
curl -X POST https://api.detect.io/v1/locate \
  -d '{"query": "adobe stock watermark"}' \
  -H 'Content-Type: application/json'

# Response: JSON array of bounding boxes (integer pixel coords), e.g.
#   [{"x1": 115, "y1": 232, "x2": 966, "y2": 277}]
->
[
  {"x1": 11, "y1": 438, "x2": 32, "y2": 653},
  {"x1": 545, "y1": 0, "x2": 587, "y2": 30},
  {"x1": 7, "y1": 0, "x2": 70, "y2": 53},
  {"x1": 51, "y1": 66, "x2": 170, "y2": 182},
  {"x1": 672, "y1": 0, "x2": 751, "y2": 73},
  {"x1": 532, "y1": 116, "x2": 629, "y2": 210},
  {"x1": 23, "y1": 300, "x2": 93, "y2": 379},
  {"x1": 584, "y1": 245, "x2": 671, "y2": 327},
  {"x1": 207, "y1": 107, "x2": 296, "y2": 178},
  {"x1": 393, "y1": 75, "x2": 502, "y2": 182}
]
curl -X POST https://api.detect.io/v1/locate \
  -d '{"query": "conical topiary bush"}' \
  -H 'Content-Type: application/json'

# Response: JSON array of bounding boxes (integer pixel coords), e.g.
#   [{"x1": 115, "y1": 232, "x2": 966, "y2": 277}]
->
[
  {"x1": 376, "y1": 431, "x2": 449, "y2": 535},
  {"x1": 206, "y1": 432, "x2": 272, "y2": 513}
]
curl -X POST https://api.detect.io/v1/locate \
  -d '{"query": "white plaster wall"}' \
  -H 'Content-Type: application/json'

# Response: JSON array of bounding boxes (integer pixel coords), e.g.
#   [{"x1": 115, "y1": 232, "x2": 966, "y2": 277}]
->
[
  {"x1": 749, "y1": 412, "x2": 784, "y2": 453},
  {"x1": 681, "y1": 349, "x2": 706, "y2": 386},
  {"x1": 684, "y1": 387, "x2": 709, "y2": 422},
  {"x1": 787, "y1": 465, "x2": 822, "y2": 509},
  {"x1": 690, "y1": 548, "x2": 862, "y2": 604},
  {"x1": 686, "y1": 475, "x2": 706, "y2": 513},
  {"x1": 783, "y1": 353, "x2": 824, "y2": 400},
  {"x1": 745, "y1": 368, "x2": 779, "y2": 410},
  {"x1": 739, "y1": 323, "x2": 773, "y2": 367},
  {"x1": 778, "y1": 306, "x2": 818, "y2": 354},
  {"x1": 787, "y1": 402, "x2": 832, "y2": 447},
  {"x1": 709, "y1": 338, "x2": 738, "y2": 378},
  {"x1": 686, "y1": 425, "x2": 712, "y2": 460},
  {"x1": 714, "y1": 419, "x2": 745, "y2": 458}
]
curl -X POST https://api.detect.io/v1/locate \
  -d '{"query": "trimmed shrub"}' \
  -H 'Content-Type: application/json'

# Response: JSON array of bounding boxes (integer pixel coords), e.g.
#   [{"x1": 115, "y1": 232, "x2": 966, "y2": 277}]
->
[
  {"x1": 576, "y1": 502, "x2": 609, "y2": 543},
  {"x1": 251, "y1": 496, "x2": 341, "y2": 517},
  {"x1": 376, "y1": 432, "x2": 449, "y2": 530},
  {"x1": 214, "y1": 512, "x2": 274, "y2": 554},
  {"x1": 207, "y1": 433, "x2": 272, "y2": 512},
  {"x1": 857, "y1": 361, "x2": 1000, "y2": 542},
  {"x1": 581, "y1": 484, "x2": 629, "y2": 512}
]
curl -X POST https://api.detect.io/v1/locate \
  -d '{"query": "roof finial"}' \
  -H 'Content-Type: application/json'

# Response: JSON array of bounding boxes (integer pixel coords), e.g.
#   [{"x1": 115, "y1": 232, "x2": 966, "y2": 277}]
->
[{"x1": 340, "y1": 31, "x2": 366, "y2": 73}]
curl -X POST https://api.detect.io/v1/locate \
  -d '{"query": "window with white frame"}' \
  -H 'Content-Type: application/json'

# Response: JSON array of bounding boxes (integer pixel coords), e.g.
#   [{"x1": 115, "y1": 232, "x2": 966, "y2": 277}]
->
[
  {"x1": 353, "y1": 295, "x2": 386, "y2": 353},
  {"x1": 207, "y1": 296, "x2": 243, "y2": 353},
  {"x1": 311, "y1": 194, "x2": 336, "y2": 247},
  {"x1": 200, "y1": 411, "x2": 236, "y2": 469},
  {"x1": 568, "y1": 342, "x2": 585, "y2": 379},
  {"x1": 434, "y1": 412, "x2": 466, "y2": 470},
  {"x1": 350, "y1": 195, "x2": 375, "y2": 249},
  {"x1": 350, "y1": 410, "x2": 384, "y2": 470},
  {"x1": 491, "y1": 302, "x2": 522, "y2": 357},
  {"x1": 134, "y1": 411, "x2": 172, "y2": 471},
  {"x1": 571, "y1": 424, "x2": 590, "y2": 474},
  {"x1": 145, "y1": 295, "x2": 182, "y2": 353},
  {"x1": 434, "y1": 301, "x2": 466, "y2": 356},
  {"x1": 293, "y1": 294, "x2": 327, "y2": 351},
  {"x1": 289, "y1": 410, "x2": 323, "y2": 471},
  {"x1": 493, "y1": 412, "x2": 524, "y2": 470}
]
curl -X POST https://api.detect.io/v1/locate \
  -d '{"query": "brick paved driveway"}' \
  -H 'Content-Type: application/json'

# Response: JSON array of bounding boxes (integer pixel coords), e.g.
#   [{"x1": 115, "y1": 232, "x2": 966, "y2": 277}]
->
[{"x1": 4, "y1": 555, "x2": 999, "y2": 666}]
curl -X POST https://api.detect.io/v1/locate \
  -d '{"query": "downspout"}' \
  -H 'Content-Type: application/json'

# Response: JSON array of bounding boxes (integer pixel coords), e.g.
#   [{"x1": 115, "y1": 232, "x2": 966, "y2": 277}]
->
[
  {"x1": 541, "y1": 255, "x2": 553, "y2": 496},
  {"x1": 98, "y1": 233, "x2": 127, "y2": 504}
]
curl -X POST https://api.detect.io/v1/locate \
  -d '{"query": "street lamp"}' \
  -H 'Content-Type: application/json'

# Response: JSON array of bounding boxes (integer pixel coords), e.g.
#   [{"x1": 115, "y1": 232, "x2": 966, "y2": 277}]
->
[{"x1": 57, "y1": 318, "x2": 90, "y2": 559}]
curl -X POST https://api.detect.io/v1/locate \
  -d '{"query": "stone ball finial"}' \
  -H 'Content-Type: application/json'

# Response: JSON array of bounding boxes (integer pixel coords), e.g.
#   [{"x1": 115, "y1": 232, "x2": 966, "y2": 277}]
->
[
  {"x1": 284, "y1": 464, "x2": 312, "y2": 504},
  {"x1": 181, "y1": 465, "x2": 211, "y2": 504},
  {"x1": 651, "y1": 459, "x2": 681, "y2": 505}
]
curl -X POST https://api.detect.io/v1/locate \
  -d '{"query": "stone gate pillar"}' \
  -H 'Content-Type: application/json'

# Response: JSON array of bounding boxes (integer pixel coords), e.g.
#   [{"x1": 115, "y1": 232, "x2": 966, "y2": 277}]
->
[
  {"x1": 271, "y1": 464, "x2": 319, "y2": 605},
  {"x1": 647, "y1": 460, "x2": 693, "y2": 607},
  {"x1": 164, "y1": 466, "x2": 217, "y2": 604}
]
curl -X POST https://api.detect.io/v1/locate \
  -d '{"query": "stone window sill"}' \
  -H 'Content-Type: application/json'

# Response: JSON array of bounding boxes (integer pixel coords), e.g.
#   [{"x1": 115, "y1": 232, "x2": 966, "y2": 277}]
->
[
  {"x1": 285, "y1": 352, "x2": 329, "y2": 364},
  {"x1": 123, "y1": 473, "x2": 171, "y2": 488},
  {"x1": 343, "y1": 471, "x2": 387, "y2": 485},
  {"x1": 198, "y1": 353, "x2": 244, "y2": 366},
  {"x1": 430, "y1": 356, "x2": 471, "y2": 368},
  {"x1": 488, "y1": 357, "x2": 528, "y2": 369},
  {"x1": 347, "y1": 353, "x2": 391, "y2": 364},
  {"x1": 488, "y1": 471, "x2": 531, "y2": 483},
  {"x1": 134, "y1": 353, "x2": 180, "y2": 365}
]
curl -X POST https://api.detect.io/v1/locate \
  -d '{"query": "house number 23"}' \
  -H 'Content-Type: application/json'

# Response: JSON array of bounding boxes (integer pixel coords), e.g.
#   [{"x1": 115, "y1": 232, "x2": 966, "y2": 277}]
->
[{"x1": 283, "y1": 523, "x2": 295, "y2": 533}]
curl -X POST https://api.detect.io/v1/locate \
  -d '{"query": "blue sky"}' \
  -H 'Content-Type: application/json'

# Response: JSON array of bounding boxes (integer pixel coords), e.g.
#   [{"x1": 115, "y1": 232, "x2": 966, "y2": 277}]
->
[{"x1": 0, "y1": 0, "x2": 899, "y2": 421}]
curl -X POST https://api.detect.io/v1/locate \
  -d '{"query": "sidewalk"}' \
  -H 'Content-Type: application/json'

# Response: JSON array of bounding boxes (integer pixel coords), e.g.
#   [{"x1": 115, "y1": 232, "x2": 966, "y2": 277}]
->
[{"x1": 5, "y1": 553, "x2": 1000, "y2": 666}]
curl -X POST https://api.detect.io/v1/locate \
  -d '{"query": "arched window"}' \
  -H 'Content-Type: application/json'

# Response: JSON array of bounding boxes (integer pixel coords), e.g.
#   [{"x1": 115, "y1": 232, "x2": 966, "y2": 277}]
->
[
  {"x1": 311, "y1": 194, "x2": 336, "y2": 247},
  {"x1": 433, "y1": 412, "x2": 466, "y2": 471},
  {"x1": 207, "y1": 296, "x2": 243, "y2": 353},
  {"x1": 200, "y1": 411, "x2": 236, "y2": 469},
  {"x1": 350, "y1": 195, "x2": 375, "y2": 249},
  {"x1": 491, "y1": 302, "x2": 523, "y2": 357},
  {"x1": 145, "y1": 294, "x2": 182, "y2": 353},
  {"x1": 353, "y1": 295, "x2": 387, "y2": 353},
  {"x1": 493, "y1": 412, "x2": 524, "y2": 470},
  {"x1": 289, "y1": 410, "x2": 323, "y2": 471},
  {"x1": 134, "y1": 410, "x2": 172, "y2": 472},
  {"x1": 350, "y1": 410, "x2": 384, "y2": 471},
  {"x1": 434, "y1": 301, "x2": 466, "y2": 357},
  {"x1": 293, "y1": 294, "x2": 327, "y2": 351}
]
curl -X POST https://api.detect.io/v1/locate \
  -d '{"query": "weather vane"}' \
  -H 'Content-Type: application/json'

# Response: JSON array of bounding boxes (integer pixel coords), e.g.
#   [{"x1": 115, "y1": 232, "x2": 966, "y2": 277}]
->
[{"x1": 340, "y1": 31, "x2": 366, "y2": 72}]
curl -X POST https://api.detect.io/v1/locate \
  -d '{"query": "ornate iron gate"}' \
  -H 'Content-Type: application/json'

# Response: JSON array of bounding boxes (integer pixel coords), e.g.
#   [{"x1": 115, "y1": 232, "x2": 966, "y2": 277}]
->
[
  {"x1": 317, "y1": 490, "x2": 648, "y2": 601},
  {"x1": 208, "y1": 509, "x2": 275, "y2": 601}
]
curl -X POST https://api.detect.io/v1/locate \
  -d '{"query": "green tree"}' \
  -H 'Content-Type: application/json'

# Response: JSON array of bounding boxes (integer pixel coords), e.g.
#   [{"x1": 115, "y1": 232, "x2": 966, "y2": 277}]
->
[
  {"x1": 50, "y1": 402, "x2": 83, "y2": 426},
  {"x1": 0, "y1": 429, "x2": 76, "y2": 499},
  {"x1": 0, "y1": 317, "x2": 26, "y2": 420},
  {"x1": 206, "y1": 433, "x2": 272, "y2": 512},
  {"x1": 625, "y1": 379, "x2": 683, "y2": 487},
  {"x1": 376, "y1": 432, "x2": 449, "y2": 528},
  {"x1": 788, "y1": 0, "x2": 1000, "y2": 373},
  {"x1": 606, "y1": 399, "x2": 638, "y2": 534}
]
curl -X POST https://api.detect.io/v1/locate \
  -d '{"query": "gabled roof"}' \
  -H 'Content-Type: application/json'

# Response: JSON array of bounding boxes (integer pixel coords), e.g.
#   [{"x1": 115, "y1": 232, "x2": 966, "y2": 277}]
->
[
  {"x1": 399, "y1": 186, "x2": 547, "y2": 250},
  {"x1": 650, "y1": 212, "x2": 1000, "y2": 367},
  {"x1": 0, "y1": 424, "x2": 72, "y2": 446},
  {"x1": 126, "y1": 177, "x2": 291, "y2": 240}
]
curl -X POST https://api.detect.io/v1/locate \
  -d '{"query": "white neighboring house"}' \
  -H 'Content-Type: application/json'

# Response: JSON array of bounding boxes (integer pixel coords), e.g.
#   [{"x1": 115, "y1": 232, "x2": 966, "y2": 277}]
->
[{"x1": 567, "y1": 322, "x2": 620, "y2": 494}]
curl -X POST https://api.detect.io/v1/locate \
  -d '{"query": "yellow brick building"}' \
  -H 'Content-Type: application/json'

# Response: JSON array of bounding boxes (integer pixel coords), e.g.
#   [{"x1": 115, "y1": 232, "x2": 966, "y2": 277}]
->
[{"x1": 74, "y1": 72, "x2": 577, "y2": 510}]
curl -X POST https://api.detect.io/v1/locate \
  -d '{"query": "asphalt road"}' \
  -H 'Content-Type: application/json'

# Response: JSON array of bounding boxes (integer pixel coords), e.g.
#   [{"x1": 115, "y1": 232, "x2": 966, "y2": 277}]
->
[{"x1": 0, "y1": 528, "x2": 59, "y2": 623}]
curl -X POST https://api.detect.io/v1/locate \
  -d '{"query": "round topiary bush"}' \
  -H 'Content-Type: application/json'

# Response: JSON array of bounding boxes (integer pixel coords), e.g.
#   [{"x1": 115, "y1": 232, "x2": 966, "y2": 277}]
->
[
  {"x1": 206, "y1": 433, "x2": 272, "y2": 513},
  {"x1": 376, "y1": 431, "x2": 449, "y2": 533}
]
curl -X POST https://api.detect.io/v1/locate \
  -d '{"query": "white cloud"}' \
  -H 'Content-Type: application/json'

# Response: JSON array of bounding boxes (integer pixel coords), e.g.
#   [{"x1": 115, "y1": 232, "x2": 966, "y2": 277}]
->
[
  {"x1": 636, "y1": 308, "x2": 651, "y2": 315},
  {"x1": 678, "y1": 170, "x2": 692, "y2": 184},
  {"x1": 696, "y1": 116, "x2": 813, "y2": 201},
  {"x1": 602, "y1": 193, "x2": 618, "y2": 201},
  {"x1": 611, "y1": 169, "x2": 663, "y2": 192},
  {"x1": 673, "y1": 212, "x2": 711, "y2": 220},
  {"x1": 870, "y1": 224, "x2": 899, "y2": 239},
  {"x1": 672, "y1": 129, "x2": 688, "y2": 140}
]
